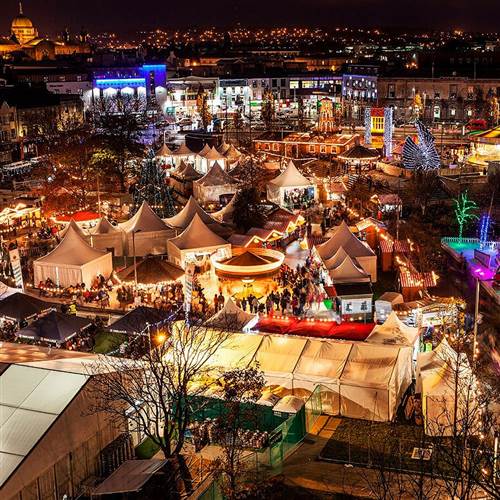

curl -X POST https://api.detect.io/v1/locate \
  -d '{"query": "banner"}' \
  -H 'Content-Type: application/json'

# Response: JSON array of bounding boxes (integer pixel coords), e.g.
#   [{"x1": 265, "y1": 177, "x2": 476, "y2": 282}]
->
[
  {"x1": 9, "y1": 248, "x2": 24, "y2": 290},
  {"x1": 184, "y1": 263, "x2": 195, "y2": 320}
]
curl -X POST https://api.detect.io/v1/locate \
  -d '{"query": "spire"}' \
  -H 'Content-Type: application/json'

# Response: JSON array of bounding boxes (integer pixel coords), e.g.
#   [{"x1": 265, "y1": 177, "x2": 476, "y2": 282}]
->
[{"x1": 19, "y1": 1, "x2": 23, "y2": 15}]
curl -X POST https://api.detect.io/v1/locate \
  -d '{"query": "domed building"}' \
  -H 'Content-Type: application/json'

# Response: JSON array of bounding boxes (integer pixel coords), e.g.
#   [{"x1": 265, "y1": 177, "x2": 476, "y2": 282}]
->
[
  {"x1": 0, "y1": 2, "x2": 90, "y2": 60},
  {"x1": 11, "y1": 4, "x2": 38, "y2": 44}
]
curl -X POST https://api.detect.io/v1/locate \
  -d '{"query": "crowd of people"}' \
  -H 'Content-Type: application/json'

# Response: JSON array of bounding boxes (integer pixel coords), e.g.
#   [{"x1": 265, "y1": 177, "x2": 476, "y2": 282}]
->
[
  {"x1": 283, "y1": 188, "x2": 315, "y2": 210},
  {"x1": 235, "y1": 258, "x2": 326, "y2": 317},
  {"x1": 37, "y1": 277, "x2": 113, "y2": 309},
  {"x1": 116, "y1": 281, "x2": 184, "y2": 312}
]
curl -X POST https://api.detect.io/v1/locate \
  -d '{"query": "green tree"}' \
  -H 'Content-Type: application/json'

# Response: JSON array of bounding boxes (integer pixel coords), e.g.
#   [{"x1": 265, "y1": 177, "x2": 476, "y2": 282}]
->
[
  {"x1": 232, "y1": 187, "x2": 267, "y2": 232},
  {"x1": 133, "y1": 150, "x2": 176, "y2": 218},
  {"x1": 454, "y1": 191, "x2": 478, "y2": 241}
]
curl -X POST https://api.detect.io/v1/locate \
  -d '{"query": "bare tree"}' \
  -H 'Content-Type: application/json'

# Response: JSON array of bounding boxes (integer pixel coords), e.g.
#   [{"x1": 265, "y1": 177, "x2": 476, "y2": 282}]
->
[
  {"x1": 86, "y1": 321, "x2": 232, "y2": 459},
  {"x1": 90, "y1": 95, "x2": 145, "y2": 192},
  {"x1": 210, "y1": 366, "x2": 266, "y2": 499}
]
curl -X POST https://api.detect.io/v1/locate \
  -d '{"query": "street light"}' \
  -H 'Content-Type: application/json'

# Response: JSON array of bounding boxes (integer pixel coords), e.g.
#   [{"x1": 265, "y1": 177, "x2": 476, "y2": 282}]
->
[
  {"x1": 472, "y1": 268, "x2": 494, "y2": 365},
  {"x1": 131, "y1": 229, "x2": 142, "y2": 288}
]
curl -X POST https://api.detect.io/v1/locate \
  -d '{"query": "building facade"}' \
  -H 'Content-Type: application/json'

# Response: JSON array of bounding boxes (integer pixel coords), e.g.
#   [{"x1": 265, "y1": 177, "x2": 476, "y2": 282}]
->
[
  {"x1": 0, "y1": 101, "x2": 18, "y2": 164},
  {"x1": 377, "y1": 77, "x2": 500, "y2": 123}
]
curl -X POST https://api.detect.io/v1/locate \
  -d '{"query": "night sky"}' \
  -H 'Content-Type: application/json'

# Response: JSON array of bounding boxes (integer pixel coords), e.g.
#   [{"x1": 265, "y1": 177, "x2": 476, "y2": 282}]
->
[{"x1": 2, "y1": 0, "x2": 499, "y2": 36}]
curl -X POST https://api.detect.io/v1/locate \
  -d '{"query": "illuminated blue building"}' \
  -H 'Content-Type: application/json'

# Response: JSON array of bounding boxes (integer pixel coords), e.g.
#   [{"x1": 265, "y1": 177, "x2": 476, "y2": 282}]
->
[{"x1": 89, "y1": 63, "x2": 167, "y2": 111}]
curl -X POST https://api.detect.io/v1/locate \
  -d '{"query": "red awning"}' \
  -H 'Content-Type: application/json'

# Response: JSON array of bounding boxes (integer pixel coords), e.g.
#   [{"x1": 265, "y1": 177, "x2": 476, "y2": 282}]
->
[
  {"x1": 253, "y1": 316, "x2": 375, "y2": 341},
  {"x1": 57, "y1": 211, "x2": 101, "y2": 222}
]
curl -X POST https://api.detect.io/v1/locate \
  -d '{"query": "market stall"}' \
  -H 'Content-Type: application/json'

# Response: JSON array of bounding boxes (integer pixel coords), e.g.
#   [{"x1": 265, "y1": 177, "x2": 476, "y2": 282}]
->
[
  {"x1": 119, "y1": 202, "x2": 175, "y2": 256},
  {"x1": 192, "y1": 162, "x2": 238, "y2": 205},
  {"x1": 339, "y1": 343, "x2": 412, "y2": 422},
  {"x1": 15, "y1": 311, "x2": 92, "y2": 344},
  {"x1": 416, "y1": 339, "x2": 477, "y2": 436},
  {"x1": 198, "y1": 146, "x2": 227, "y2": 173},
  {"x1": 33, "y1": 224, "x2": 113, "y2": 288},
  {"x1": 205, "y1": 297, "x2": 257, "y2": 332},
  {"x1": 0, "y1": 292, "x2": 53, "y2": 324},
  {"x1": 87, "y1": 218, "x2": 124, "y2": 257},
  {"x1": 118, "y1": 256, "x2": 184, "y2": 284},
  {"x1": 266, "y1": 160, "x2": 316, "y2": 208},
  {"x1": 105, "y1": 306, "x2": 171, "y2": 336},
  {"x1": 155, "y1": 142, "x2": 175, "y2": 168},
  {"x1": 170, "y1": 161, "x2": 202, "y2": 198},
  {"x1": 316, "y1": 221, "x2": 377, "y2": 282},
  {"x1": 171, "y1": 142, "x2": 196, "y2": 167},
  {"x1": 374, "y1": 292, "x2": 404, "y2": 322},
  {"x1": 164, "y1": 196, "x2": 224, "y2": 234},
  {"x1": 167, "y1": 213, "x2": 231, "y2": 269}
]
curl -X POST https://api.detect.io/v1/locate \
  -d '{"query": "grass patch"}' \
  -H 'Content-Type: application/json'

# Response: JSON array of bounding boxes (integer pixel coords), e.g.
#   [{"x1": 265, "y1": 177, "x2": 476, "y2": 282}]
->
[
  {"x1": 93, "y1": 330, "x2": 126, "y2": 354},
  {"x1": 135, "y1": 437, "x2": 161, "y2": 459}
]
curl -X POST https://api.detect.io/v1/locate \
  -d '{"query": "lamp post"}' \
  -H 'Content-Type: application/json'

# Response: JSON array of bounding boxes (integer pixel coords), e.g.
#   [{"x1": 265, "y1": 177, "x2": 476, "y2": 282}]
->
[
  {"x1": 132, "y1": 229, "x2": 142, "y2": 289},
  {"x1": 472, "y1": 268, "x2": 494, "y2": 366}
]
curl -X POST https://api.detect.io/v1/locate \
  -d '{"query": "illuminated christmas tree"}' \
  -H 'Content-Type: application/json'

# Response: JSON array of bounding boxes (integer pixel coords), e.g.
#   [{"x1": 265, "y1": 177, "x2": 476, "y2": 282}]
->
[
  {"x1": 454, "y1": 191, "x2": 478, "y2": 242},
  {"x1": 133, "y1": 149, "x2": 176, "y2": 218}
]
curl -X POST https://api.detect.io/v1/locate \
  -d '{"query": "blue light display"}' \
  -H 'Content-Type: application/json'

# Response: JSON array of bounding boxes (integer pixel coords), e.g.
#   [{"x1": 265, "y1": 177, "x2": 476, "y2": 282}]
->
[
  {"x1": 479, "y1": 214, "x2": 491, "y2": 249},
  {"x1": 94, "y1": 78, "x2": 146, "y2": 88},
  {"x1": 364, "y1": 107, "x2": 372, "y2": 144}
]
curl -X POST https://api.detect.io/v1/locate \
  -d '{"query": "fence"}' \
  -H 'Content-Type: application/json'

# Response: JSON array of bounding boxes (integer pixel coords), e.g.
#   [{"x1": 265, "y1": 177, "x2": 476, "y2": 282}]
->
[{"x1": 243, "y1": 384, "x2": 323, "y2": 476}]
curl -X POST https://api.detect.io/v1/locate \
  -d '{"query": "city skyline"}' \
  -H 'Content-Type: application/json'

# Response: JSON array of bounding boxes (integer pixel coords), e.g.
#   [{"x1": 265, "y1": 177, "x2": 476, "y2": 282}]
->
[{"x1": 1, "y1": 0, "x2": 500, "y2": 36}]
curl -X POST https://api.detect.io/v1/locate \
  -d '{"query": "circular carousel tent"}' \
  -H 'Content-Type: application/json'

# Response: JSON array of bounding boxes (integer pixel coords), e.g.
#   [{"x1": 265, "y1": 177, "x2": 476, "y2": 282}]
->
[{"x1": 211, "y1": 247, "x2": 284, "y2": 279}]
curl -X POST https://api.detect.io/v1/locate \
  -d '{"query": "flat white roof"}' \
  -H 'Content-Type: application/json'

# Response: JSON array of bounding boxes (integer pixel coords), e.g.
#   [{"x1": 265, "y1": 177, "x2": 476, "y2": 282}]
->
[{"x1": 0, "y1": 365, "x2": 88, "y2": 486}]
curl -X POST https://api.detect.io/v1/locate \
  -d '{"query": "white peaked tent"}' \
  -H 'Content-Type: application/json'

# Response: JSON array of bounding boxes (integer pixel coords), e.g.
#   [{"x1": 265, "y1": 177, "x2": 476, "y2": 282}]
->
[
  {"x1": 339, "y1": 343, "x2": 412, "y2": 421},
  {"x1": 218, "y1": 142, "x2": 231, "y2": 155},
  {"x1": 323, "y1": 246, "x2": 350, "y2": 270},
  {"x1": 58, "y1": 219, "x2": 87, "y2": 238},
  {"x1": 167, "y1": 213, "x2": 231, "y2": 268},
  {"x1": 119, "y1": 202, "x2": 174, "y2": 256},
  {"x1": 34, "y1": 224, "x2": 113, "y2": 288},
  {"x1": 198, "y1": 143, "x2": 212, "y2": 157},
  {"x1": 170, "y1": 161, "x2": 202, "y2": 196},
  {"x1": 164, "y1": 196, "x2": 221, "y2": 231},
  {"x1": 266, "y1": 160, "x2": 316, "y2": 206},
  {"x1": 206, "y1": 298, "x2": 257, "y2": 331},
  {"x1": 416, "y1": 339, "x2": 476, "y2": 436},
  {"x1": 367, "y1": 312, "x2": 419, "y2": 347},
  {"x1": 316, "y1": 221, "x2": 377, "y2": 282},
  {"x1": 86, "y1": 218, "x2": 124, "y2": 257},
  {"x1": 253, "y1": 335, "x2": 309, "y2": 390},
  {"x1": 155, "y1": 143, "x2": 174, "y2": 166},
  {"x1": 172, "y1": 142, "x2": 195, "y2": 166},
  {"x1": 212, "y1": 193, "x2": 237, "y2": 223},
  {"x1": 193, "y1": 162, "x2": 238, "y2": 204},
  {"x1": 293, "y1": 340, "x2": 352, "y2": 414},
  {"x1": 224, "y1": 144, "x2": 242, "y2": 166},
  {"x1": 172, "y1": 160, "x2": 188, "y2": 178},
  {"x1": 329, "y1": 254, "x2": 371, "y2": 283},
  {"x1": 199, "y1": 146, "x2": 227, "y2": 173}
]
